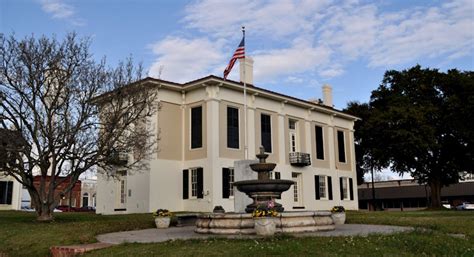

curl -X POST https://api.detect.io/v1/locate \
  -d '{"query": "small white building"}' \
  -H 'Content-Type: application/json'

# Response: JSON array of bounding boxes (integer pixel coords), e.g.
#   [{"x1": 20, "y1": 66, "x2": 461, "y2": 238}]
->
[
  {"x1": 0, "y1": 174, "x2": 23, "y2": 210},
  {"x1": 96, "y1": 58, "x2": 359, "y2": 214}
]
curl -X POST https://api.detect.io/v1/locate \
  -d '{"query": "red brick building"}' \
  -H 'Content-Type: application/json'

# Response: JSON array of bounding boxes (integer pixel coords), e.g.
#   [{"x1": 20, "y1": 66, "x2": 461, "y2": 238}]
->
[{"x1": 32, "y1": 176, "x2": 82, "y2": 208}]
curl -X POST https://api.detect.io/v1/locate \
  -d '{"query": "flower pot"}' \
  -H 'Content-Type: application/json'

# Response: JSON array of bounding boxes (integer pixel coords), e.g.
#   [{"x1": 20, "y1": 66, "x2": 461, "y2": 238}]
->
[
  {"x1": 155, "y1": 217, "x2": 171, "y2": 229},
  {"x1": 331, "y1": 212, "x2": 346, "y2": 225},
  {"x1": 254, "y1": 217, "x2": 277, "y2": 236}
]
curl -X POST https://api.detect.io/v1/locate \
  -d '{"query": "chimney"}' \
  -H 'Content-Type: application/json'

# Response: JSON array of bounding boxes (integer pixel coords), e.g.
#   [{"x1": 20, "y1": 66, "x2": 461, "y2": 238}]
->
[
  {"x1": 322, "y1": 84, "x2": 333, "y2": 107},
  {"x1": 239, "y1": 56, "x2": 254, "y2": 85}
]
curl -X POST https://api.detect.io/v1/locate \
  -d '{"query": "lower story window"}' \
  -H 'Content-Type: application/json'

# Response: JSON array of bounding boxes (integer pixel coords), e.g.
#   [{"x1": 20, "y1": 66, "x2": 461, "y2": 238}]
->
[
  {"x1": 229, "y1": 168, "x2": 234, "y2": 197},
  {"x1": 191, "y1": 168, "x2": 198, "y2": 198},
  {"x1": 319, "y1": 176, "x2": 326, "y2": 199},
  {"x1": 0, "y1": 181, "x2": 13, "y2": 205}
]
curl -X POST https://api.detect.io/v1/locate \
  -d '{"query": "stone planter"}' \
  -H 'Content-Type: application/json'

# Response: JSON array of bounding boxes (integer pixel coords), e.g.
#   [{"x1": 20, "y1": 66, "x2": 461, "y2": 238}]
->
[
  {"x1": 155, "y1": 217, "x2": 171, "y2": 229},
  {"x1": 254, "y1": 217, "x2": 277, "y2": 236},
  {"x1": 331, "y1": 212, "x2": 346, "y2": 225}
]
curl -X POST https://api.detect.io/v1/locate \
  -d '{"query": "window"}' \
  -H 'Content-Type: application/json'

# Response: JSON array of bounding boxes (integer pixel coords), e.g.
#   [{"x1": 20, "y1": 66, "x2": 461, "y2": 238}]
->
[
  {"x1": 315, "y1": 126, "x2": 324, "y2": 160},
  {"x1": 339, "y1": 177, "x2": 354, "y2": 200},
  {"x1": 191, "y1": 106, "x2": 202, "y2": 149},
  {"x1": 337, "y1": 130, "x2": 346, "y2": 162},
  {"x1": 273, "y1": 171, "x2": 281, "y2": 180},
  {"x1": 319, "y1": 176, "x2": 326, "y2": 199},
  {"x1": 315, "y1": 175, "x2": 333, "y2": 200},
  {"x1": 289, "y1": 119, "x2": 297, "y2": 153},
  {"x1": 191, "y1": 168, "x2": 198, "y2": 198},
  {"x1": 227, "y1": 107, "x2": 239, "y2": 149},
  {"x1": 222, "y1": 167, "x2": 235, "y2": 198},
  {"x1": 261, "y1": 114, "x2": 272, "y2": 153},
  {"x1": 183, "y1": 168, "x2": 203, "y2": 199},
  {"x1": 0, "y1": 181, "x2": 13, "y2": 205}
]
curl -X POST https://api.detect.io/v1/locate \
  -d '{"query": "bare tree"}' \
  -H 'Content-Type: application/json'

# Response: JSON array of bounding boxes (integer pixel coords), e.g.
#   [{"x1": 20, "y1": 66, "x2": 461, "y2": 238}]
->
[{"x1": 0, "y1": 33, "x2": 158, "y2": 221}]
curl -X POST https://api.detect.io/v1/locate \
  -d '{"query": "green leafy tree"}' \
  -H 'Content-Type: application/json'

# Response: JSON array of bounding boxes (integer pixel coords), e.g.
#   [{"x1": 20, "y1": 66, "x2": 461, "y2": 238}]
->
[{"x1": 351, "y1": 65, "x2": 473, "y2": 208}]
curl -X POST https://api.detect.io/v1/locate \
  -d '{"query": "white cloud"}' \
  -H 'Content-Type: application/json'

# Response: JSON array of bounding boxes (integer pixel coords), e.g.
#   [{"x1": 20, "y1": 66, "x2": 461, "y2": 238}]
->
[
  {"x1": 148, "y1": 0, "x2": 473, "y2": 84},
  {"x1": 39, "y1": 0, "x2": 84, "y2": 26},
  {"x1": 148, "y1": 36, "x2": 226, "y2": 83}
]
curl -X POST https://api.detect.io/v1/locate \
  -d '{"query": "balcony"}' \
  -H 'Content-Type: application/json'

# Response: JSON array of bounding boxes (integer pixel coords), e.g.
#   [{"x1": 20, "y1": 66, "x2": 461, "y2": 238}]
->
[
  {"x1": 107, "y1": 150, "x2": 129, "y2": 166},
  {"x1": 289, "y1": 152, "x2": 311, "y2": 167}
]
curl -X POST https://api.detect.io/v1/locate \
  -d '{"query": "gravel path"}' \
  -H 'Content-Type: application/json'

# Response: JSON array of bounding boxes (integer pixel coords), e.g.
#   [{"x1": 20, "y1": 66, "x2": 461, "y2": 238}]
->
[{"x1": 97, "y1": 224, "x2": 414, "y2": 245}]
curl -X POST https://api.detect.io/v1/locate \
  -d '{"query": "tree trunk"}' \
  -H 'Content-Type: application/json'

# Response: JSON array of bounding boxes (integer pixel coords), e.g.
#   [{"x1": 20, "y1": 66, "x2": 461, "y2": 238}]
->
[
  {"x1": 429, "y1": 180, "x2": 442, "y2": 208},
  {"x1": 36, "y1": 203, "x2": 54, "y2": 221}
]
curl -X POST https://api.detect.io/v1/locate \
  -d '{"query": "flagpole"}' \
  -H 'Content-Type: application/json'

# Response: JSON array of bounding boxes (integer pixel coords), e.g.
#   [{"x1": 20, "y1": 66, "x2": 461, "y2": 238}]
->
[{"x1": 242, "y1": 26, "x2": 248, "y2": 160}]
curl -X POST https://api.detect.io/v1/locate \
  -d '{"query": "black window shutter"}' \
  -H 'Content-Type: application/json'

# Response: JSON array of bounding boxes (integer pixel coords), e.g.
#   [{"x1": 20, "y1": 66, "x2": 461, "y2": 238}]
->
[
  {"x1": 6, "y1": 181, "x2": 12, "y2": 205},
  {"x1": 222, "y1": 168, "x2": 230, "y2": 199},
  {"x1": 349, "y1": 178, "x2": 354, "y2": 200},
  {"x1": 182, "y1": 170, "x2": 189, "y2": 199},
  {"x1": 340, "y1": 177, "x2": 344, "y2": 200},
  {"x1": 328, "y1": 176, "x2": 333, "y2": 200},
  {"x1": 197, "y1": 167, "x2": 204, "y2": 199},
  {"x1": 275, "y1": 172, "x2": 281, "y2": 180},
  {"x1": 315, "y1": 176, "x2": 320, "y2": 200}
]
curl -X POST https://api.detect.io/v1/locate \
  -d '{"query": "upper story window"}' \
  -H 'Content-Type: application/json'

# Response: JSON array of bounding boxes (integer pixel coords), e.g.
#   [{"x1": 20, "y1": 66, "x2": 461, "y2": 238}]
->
[
  {"x1": 191, "y1": 106, "x2": 202, "y2": 149},
  {"x1": 289, "y1": 119, "x2": 298, "y2": 153},
  {"x1": 315, "y1": 125, "x2": 324, "y2": 160},
  {"x1": 337, "y1": 130, "x2": 346, "y2": 163},
  {"x1": 261, "y1": 114, "x2": 272, "y2": 153},
  {"x1": 227, "y1": 107, "x2": 239, "y2": 149}
]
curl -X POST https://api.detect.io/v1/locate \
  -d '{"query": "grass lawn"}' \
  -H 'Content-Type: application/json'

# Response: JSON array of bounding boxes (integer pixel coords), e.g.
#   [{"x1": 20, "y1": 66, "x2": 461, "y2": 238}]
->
[
  {"x1": 0, "y1": 210, "x2": 473, "y2": 257},
  {"x1": 0, "y1": 211, "x2": 155, "y2": 257}
]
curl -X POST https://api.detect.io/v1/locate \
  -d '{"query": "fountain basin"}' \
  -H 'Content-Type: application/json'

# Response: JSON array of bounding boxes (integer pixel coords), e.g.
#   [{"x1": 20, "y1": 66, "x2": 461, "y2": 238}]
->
[
  {"x1": 195, "y1": 211, "x2": 335, "y2": 235},
  {"x1": 233, "y1": 179, "x2": 294, "y2": 194},
  {"x1": 249, "y1": 163, "x2": 276, "y2": 172}
]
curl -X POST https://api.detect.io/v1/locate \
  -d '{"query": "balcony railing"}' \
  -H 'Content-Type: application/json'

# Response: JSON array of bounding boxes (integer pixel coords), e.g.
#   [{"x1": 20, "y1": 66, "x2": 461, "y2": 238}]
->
[
  {"x1": 107, "y1": 150, "x2": 129, "y2": 166},
  {"x1": 289, "y1": 152, "x2": 311, "y2": 167}
]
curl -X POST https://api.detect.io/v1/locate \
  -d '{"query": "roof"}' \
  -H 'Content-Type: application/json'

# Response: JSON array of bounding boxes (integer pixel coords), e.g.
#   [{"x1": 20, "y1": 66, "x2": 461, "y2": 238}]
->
[{"x1": 93, "y1": 75, "x2": 359, "y2": 121}]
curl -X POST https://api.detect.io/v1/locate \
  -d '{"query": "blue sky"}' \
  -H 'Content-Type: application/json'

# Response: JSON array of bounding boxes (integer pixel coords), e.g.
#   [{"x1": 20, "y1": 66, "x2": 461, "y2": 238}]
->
[{"x1": 1, "y1": 0, "x2": 473, "y2": 179}]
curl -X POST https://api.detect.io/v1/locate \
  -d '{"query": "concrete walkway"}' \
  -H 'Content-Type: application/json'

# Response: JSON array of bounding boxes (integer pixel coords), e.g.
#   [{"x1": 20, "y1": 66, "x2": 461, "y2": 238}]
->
[{"x1": 97, "y1": 224, "x2": 414, "y2": 245}]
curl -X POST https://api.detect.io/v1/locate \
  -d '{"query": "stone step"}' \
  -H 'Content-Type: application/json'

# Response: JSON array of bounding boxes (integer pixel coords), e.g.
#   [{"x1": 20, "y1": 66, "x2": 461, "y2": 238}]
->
[{"x1": 50, "y1": 242, "x2": 112, "y2": 257}]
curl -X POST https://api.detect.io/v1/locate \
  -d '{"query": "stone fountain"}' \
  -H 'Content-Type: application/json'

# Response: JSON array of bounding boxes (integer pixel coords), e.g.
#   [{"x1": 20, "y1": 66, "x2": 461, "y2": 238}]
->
[
  {"x1": 195, "y1": 147, "x2": 335, "y2": 235},
  {"x1": 233, "y1": 146, "x2": 294, "y2": 213}
]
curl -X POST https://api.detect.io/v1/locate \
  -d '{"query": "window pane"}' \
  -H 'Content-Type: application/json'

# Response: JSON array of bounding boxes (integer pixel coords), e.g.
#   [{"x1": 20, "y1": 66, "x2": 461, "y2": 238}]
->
[
  {"x1": 337, "y1": 130, "x2": 346, "y2": 162},
  {"x1": 315, "y1": 126, "x2": 324, "y2": 160},
  {"x1": 229, "y1": 168, "x2": 234, "y2": 197},
  {"x1": 261, "y1": 114, "x2": 272, "y2": 153},
  {"x1": 227, "y1": 107, "x2": 239, "y2": 149},
  {"x1": 191, "y1": 169, "x2": 198, "y2": 197},
  {"x1": 319, "y1": 176, "x2": 326, "y2": 198},
  {"x1": 191, "y1": 106, "x2": 202, "y2": 149}
]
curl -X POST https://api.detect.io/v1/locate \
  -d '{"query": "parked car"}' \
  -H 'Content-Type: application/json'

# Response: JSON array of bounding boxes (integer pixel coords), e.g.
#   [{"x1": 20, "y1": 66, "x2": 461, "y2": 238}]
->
[
  {"x1": 56, "y1": 205, "x2": 76, "y2": 212},
  {"x1": 75, "y1": 206, "x2": 96, "y2": 212},
  {"x1": 455, "y1": 202, "x2": 474, "y2": 211}
]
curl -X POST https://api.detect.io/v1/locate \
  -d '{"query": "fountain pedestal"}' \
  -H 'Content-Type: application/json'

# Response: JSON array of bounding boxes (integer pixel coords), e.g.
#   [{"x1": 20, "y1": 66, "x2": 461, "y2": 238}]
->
[{"x1": 232, "y1": 147, "x2": 294, "y2": 213}]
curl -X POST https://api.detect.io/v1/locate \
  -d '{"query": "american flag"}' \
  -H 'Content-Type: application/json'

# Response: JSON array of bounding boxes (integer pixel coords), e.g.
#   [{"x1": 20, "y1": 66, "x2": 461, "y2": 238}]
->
[{"x1": 223, "y1": 37, "x2": 245, "y2": 80}]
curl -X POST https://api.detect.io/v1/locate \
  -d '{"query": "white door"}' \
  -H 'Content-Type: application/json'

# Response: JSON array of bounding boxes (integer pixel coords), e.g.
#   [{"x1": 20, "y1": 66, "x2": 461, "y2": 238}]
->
[
  {"x1": 292, "y1": 173, "x2": 303, "y2": 206},
  {"x1": 115, "y1": 172, "x2": 127, "y2": 209}
]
